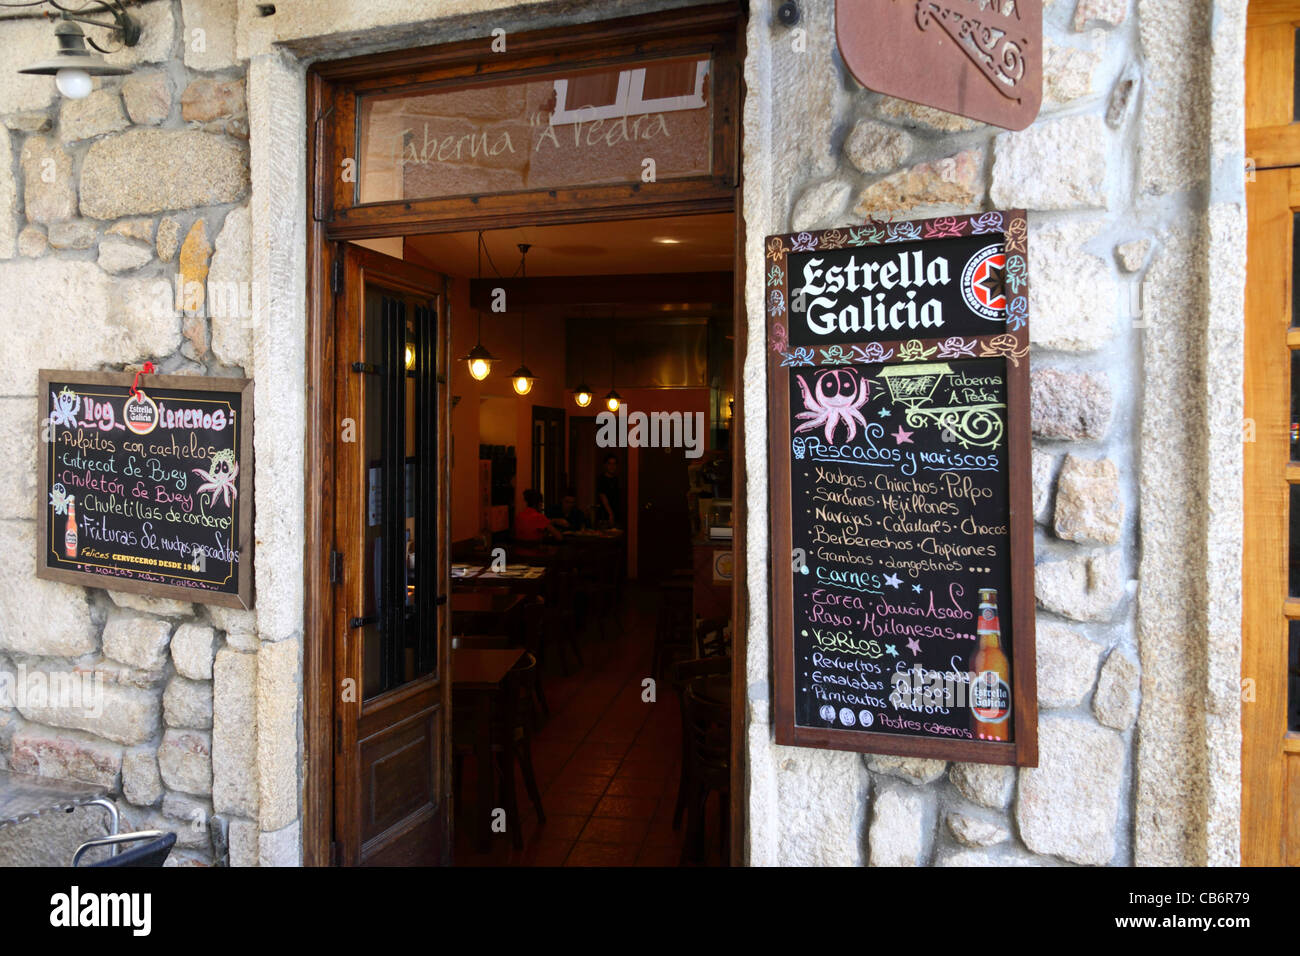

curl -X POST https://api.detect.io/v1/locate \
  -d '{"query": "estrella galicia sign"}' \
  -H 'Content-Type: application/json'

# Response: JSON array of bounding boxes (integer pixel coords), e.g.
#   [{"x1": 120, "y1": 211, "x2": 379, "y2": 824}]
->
[{"x1": 786, "y1": 234, "x2": 1009, "y2": 348}]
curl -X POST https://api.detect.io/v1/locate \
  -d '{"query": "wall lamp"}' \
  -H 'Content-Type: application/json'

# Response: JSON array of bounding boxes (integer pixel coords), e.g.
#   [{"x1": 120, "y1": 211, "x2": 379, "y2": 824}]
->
[{"x1": 16, "y1": 3, "x2": 141, "y2": 100}]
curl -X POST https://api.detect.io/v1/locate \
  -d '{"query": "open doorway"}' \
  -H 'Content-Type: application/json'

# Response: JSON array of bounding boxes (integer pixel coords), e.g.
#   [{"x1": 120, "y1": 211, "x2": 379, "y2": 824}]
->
[
  {"x1": 303, "y1": 4, "x2": 746, "y2": 867},
  {"x1": 357, "y1": 215, "x2": 737, "y2": 865}
]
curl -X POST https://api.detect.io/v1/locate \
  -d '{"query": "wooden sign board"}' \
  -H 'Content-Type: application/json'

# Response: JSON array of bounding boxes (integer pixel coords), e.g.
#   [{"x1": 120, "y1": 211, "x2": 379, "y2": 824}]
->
[
  {"x1": 837, "y1": 0, "x2": 1042, "y2": 131},
  {"x1": 766, "y1": 211, "x2": 1037, "y2": 766},
  {"x1": 37, "y1": 371, "x2": 254, "y2": 609}
]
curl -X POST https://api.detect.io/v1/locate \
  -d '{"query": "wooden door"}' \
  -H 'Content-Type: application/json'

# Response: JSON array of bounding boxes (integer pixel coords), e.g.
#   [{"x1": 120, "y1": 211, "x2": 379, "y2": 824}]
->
[
  {"x1": 530, "y1": 405, "x2": 565, "y2": 506},
  {"x1": 1244, "y1": 5, "x2": 1300, "y2": 867},
  {"x1": 636, "y1": 445, "x2": 692, "y2": 583},
  {"x1": 333, "y1": 244, "x2": 452, "y2": 866},
  {"x1": 569, "y1": 416, "x2": 598, "y2": 515}
]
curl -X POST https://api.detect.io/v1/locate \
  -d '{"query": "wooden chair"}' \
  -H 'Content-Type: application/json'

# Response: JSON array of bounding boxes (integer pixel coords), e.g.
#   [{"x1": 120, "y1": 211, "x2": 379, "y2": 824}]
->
[
  {"x1": 452, "y1": 650, "x2": 546, "y2": 850},
  {"x1": 539, "y1": 554, "x2": 583, "y2": 674},
  {"x1": 652, "y1": 577, "x2": 695, "y2": 681},
  {"x1": 677, "y1": 670, "x2": 731, "y2": 865},
  {"x1": 452, "y1": 634, "x2": 547, "y2": 728},
  {"x1": 570, "y1": 545, "x2": 608, "y2": 642},
  {"x1": 670, "y1": 655, "x2": 730, "y2": 834},
  {"x1": 695, "y1": 616, "x2": 731, "y2": 659}
]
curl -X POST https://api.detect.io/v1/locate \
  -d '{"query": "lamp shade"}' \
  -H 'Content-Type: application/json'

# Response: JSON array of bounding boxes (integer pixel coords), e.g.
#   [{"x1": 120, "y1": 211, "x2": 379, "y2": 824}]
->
[
  {"x1": 604, "y1": 389, "x2": 622, "y2": 413},
  {"x1": 19, "y1": 20, "x2": 132, "y2": 79},
  {"x1": 573, "y1": 383, "x2": 593, "y2": 408},
  {"x1": 511, "y1": 365, "x2": 535, "y2": 396},
  {"x1": 466, "y1": 343, "x2": 494, "y2": 381}
]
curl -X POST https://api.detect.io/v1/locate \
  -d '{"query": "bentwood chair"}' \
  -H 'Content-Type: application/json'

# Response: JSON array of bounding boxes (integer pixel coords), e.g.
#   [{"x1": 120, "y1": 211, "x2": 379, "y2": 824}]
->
[
  {"x1": 652, "y1": 577, "x2": 695, "y2": 681},
  {"x1": 671, "y1": 655, "x2": 731, "y2": 835},
  {"x1": 694, "y1": 616, "x2": 731, "y2": 659},
  {"x1": 678, "y1": 675, "x2": 731, "y2": 865}
]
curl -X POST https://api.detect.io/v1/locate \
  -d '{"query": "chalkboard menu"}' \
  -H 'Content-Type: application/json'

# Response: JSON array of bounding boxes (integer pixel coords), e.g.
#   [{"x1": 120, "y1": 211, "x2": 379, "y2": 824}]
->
[
  {"x1": 36, "y1": 370, "x2": 254, "y2": 609},
  {"x1": 766, "y1": 211, "x2": 1037, "y2": 766}
]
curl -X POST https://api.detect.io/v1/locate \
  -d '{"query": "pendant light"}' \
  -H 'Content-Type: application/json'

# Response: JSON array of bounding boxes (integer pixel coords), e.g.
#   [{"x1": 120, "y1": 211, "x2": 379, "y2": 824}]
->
[
  {"x1": 604, "y1": 313, "x2": 621, "y2": 412},
  {"x1": 573, "y1": 307, "x2": 593, "y2": 408},
  {"x1": 464, "y1": 231, "x2": 495, "y2": 381},
  {"x1": 510, "y1": 242, "x2": 535, "y2": 396}
]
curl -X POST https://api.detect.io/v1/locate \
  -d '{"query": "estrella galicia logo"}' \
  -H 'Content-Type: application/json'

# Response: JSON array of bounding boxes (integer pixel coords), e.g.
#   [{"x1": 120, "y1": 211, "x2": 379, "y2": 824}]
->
[{"x1": 960, "y1": 243, "x2": 1008, "y2": 321}]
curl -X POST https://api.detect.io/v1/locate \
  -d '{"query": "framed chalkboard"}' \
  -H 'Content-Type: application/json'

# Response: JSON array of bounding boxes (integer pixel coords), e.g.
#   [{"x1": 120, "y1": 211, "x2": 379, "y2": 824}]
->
[
  {"x1": 36, "y1": 370, "x2": 254, "y2": 609},
  {"x1": 766, "y1": 211, "x2": 1037, "y2": 766}
]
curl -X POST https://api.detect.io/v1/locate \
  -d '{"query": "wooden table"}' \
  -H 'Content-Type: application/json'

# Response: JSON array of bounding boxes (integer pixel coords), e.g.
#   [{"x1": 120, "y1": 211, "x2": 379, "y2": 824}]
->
[
  {"x1": 452, "y1": 647, "x2": 525, "y2": 853},
  {"x1": 450, "y1": 563, "x2": 549, "y2": 598},
  {"x1": 451, "y1": 591, "x2": 525, "y2": 641}
]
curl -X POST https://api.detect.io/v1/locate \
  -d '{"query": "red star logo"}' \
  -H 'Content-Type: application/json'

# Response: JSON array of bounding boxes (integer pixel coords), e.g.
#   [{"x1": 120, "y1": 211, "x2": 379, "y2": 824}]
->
[{"x1": 970, "y1": 254, "x2": 1008, "y2": 309}]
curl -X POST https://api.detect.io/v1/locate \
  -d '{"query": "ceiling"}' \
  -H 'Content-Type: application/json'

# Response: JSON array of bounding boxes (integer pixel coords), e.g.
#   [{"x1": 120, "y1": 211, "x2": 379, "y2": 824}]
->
[{"x1": 401, "y1": 213, "x2": 734, "y2": 278}]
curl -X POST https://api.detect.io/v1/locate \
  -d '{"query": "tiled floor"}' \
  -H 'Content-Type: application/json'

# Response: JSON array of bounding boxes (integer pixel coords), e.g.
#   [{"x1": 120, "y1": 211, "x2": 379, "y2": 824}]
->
[{"x1": 452, "y1": 584, "x2": 727, "y2": 867}]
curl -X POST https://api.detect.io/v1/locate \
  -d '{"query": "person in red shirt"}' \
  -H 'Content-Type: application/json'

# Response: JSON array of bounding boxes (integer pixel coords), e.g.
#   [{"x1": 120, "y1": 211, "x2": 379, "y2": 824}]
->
[{"x1": 515, "y1": 488, "x2": 562, "y2": 543}]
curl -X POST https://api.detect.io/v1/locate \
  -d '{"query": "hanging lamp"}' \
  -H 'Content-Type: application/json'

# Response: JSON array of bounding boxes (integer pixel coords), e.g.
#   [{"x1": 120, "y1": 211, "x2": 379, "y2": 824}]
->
[
  {"x1": 464, "y1": 230, "x2": 495, "y2": 381},
  {"x1": 604, "y1": 312, "x2": 621, "y2": 412},
  {"x1": 573, "y1": 307, "x2": 593, "y2": 408},
  {"x1": 510, "y1": 243, "x2": 535, "y2": 396}
]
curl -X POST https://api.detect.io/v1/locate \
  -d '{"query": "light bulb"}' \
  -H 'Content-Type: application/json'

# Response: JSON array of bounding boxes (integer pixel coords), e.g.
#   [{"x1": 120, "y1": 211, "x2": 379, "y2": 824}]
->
[
  {"x1": 513, "y1": 375, "x2": 533, "y2": 396},
  {"x1": 574, "y1": 390, "x2": 592, "y2": 408},
  {"x1": 468, "y1": 357, "x2": 490, "y2": 381},
  {"x1": 606, "y1": 396, "x2": 620, "y2": 412},
  {"x1": 56, "y1": 68, "x2": 93, "y2": 99},
  {"x1": 404, "y1": 343, "x2": 415, "y2": 370}
]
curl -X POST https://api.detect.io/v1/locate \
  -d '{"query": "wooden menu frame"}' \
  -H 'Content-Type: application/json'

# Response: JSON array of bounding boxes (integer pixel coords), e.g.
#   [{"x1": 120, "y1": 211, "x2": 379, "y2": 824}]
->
[
  {"x1": 36, "y1": 370, "x2": 255, "y2": 610},
  {"x1": 765, "y1": 211, "x2": 1038, "y2": 766}
]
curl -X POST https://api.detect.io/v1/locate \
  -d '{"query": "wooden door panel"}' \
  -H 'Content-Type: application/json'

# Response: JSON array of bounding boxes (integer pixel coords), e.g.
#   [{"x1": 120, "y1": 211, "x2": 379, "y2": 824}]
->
[
  {"x1": 361, "y1": 698, "x2": 441, "y2": 845},
  {"x1": 1243, "y1": 8, "x2": 1300, "y2": 864},
  {"x1": 637, "y1": 445, "x2": 691, "y2": 582},
  {"x1": 334, "y1": 243, "x2": 452, "y2": 867},
  {"x1": 1243, "y1": 168, "x2": 1291, "y2": 866}
]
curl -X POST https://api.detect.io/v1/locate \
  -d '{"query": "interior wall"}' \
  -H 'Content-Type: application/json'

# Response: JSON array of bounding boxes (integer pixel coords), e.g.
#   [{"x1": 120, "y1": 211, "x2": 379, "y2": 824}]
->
[
  {"x1": 479, "y1": 397, "x2": 515, "y2": 445},
  {"x1": 612, "y1": 387, "x2": 710, "y2": 579},
  {"x1": 420, "y1": 244, "x2": 571, "y2": 544}
]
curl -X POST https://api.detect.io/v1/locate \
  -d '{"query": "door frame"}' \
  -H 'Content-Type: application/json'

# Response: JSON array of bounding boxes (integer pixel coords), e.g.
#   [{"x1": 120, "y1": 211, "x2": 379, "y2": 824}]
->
[{"x1": 304, "y1": 3, "x2": 748, "y2": 866}]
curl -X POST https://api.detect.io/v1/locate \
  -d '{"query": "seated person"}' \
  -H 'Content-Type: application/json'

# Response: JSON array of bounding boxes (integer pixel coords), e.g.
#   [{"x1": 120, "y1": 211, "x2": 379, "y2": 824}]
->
[
  {"x1": 546, "y1": 489, "x2": 587, "y2": 530},
  {"x1": 515, "y1": 488, "x2": 563, "y2": 543}
]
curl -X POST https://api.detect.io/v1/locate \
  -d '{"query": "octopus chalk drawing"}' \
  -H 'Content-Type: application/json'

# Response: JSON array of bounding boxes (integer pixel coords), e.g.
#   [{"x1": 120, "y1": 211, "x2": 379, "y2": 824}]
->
[
  {"x1": 791, "y1": 436, "x2": 807, "y2": 459},
  {"x1": 193, "y1": 449, "x2": 239, "y2": 510},
  {"x1": 48, "y1": 483, "x2": 70, "y2": 516},
  {"x1": 48, "y1": 387, "x2": 80, "y2": 429},
  {"x1": 794, "y1": 368, "x2": 871, "y2": 443}
]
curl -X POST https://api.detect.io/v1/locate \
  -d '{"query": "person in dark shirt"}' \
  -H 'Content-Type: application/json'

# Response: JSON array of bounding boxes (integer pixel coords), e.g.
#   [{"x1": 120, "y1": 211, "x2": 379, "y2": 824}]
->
[
  {"x1": 547, "y1": 488, "x2": 587, "y2": 530},
  {"x1": 596, "y1": 454, "x2": 623, "y2": 527}
]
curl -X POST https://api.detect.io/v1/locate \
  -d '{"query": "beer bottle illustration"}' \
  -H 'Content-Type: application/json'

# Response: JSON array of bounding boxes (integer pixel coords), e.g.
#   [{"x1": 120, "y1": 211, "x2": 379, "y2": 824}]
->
[
  {"x1": 64, "y1": 496, "x2": 79, "y2": 559},
  {"x1": 969, "y1": 588, "x2": 1011, "y2": 740}
]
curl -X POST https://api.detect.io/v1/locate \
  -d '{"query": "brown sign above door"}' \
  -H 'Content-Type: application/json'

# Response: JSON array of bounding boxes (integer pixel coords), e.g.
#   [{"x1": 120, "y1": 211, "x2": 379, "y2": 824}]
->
[{"x1": 836, "y1": 0, "x2": 1042, "y2": 131}]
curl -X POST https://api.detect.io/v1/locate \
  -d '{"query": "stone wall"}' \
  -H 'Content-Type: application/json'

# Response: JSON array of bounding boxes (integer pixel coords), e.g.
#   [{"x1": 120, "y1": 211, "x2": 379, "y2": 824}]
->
[
  {"x1": 742, "y1": 0, "x2": 1245, "y2": 866},
  {"x1": 0, "y1": 0, "x2": 262, "y2": 866}
]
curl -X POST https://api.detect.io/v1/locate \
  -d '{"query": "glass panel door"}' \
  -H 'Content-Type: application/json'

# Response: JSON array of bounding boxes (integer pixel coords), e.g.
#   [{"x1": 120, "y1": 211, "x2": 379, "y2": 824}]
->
[{"x1": 361, "y1": 287, "x2": 437, "y2": 699}]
